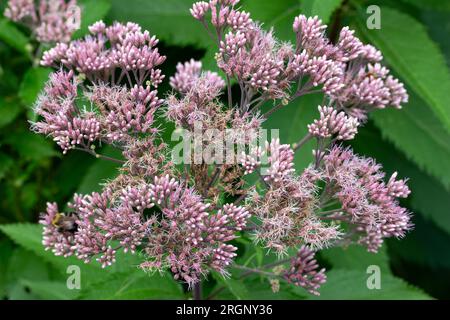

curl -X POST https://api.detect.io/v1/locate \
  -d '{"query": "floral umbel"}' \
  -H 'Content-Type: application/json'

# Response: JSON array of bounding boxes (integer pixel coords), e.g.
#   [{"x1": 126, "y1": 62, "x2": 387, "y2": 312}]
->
[{"x1": 11, "y1": 0, "x2": 412, "y2": 296}]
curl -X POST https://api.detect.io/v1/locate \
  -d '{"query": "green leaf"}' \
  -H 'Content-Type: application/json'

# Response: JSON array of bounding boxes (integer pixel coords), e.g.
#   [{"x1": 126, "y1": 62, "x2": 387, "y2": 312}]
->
[
  {"x1": 76, "y1": 146, "x2": 123, "y2": 194},
  {"x1": 388, "y1": 214, "x2": 450, "y2": 270},
  {"x1": 5, "y1": 248, "x2": 51, "y2": 300},
  {"x1": 421, "y1": 10, "x2": 450, "y2": 67},
  {"x1": 79, "y1": 271, "x2": 184, "y2": 300},
  {"x1": 18, "y1": 67, "x2": 52, "y2": 110},
  {"x1": 371, "y1": 91, "x2": 450, "y2": 191},
  {"x1": 0, "y1": 18, "x2": 30, "y2": 56},
  {"x1": 108, "y1": 0, "x2": 209, "y2": 47},
  {"x1": 0, "y1": 241, "x2": 14, "y2": 297},
  {"x1": 0, "y1": 223, "x2": 69, "y2": 266},
  {"x1": 0, "y1": 152, "x2": 14, "y2": 180},
  {"x1": 400, "y1": 0, "x2": 450, "y2": 11},
  {"x1": 73, "y1": 0, "x2": 111, "y2": 38},
  {"x1": 0, "y1": 223, "x2": 153, "y2": 293},
  {"x1": 243, "y1": 0, "x2": 301, "y2": 42},
  {"x1": 214, "y1": 277, "x2": 306, "y2": 300},
  {"x1": 212, "y1": 272, "x2": 249, "y2": 300},
  {"x1": 0, "y1": 96, "x2": 21, "y2": 128},
  {"x1": 356, "y1": 7, "x2": 450, "y2": 133},
  {"x1": 308, "y1": 269, "x2": 431, "y2": 300},
  {"x1": 3, "y1": 131, "x2": 59, "y2": 161},
  {"x1": 0, "y1": 223, "x2": 105, "y2": 284},
  {"x1": 301, "y1": 0, "x2": 343, "y2": 23},
  {"x1": 321, "y1": 244, "x2": 391, "y2": 273},
  {"x1": 19, "y1": 280, "x2": 80, "y2": 300}
]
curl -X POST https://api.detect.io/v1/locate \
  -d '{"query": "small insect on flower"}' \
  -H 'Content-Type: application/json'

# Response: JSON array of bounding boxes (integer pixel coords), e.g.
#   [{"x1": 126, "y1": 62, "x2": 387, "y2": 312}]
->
[{"x1": 51, "y1": 212, "x2": 79, "y2": 234}]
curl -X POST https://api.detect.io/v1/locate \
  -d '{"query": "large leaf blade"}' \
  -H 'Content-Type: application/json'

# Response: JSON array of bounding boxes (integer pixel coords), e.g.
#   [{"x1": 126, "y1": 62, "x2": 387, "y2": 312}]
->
[
  {"x1": 301, "y1": 0, "x2": 343, "y2": 23},
  {"x1": 371, "y1": 91, "x2": 450, "y2": 191},
  {"x1": 356, "y1": 7, "x2": 450, "y2": 133}
]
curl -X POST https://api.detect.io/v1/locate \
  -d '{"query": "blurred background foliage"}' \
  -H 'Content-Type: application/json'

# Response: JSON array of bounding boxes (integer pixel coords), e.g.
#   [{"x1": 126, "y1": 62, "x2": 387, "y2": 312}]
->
[{"x1": 0, "y1": 0, "x2": 449, "y2": 300}]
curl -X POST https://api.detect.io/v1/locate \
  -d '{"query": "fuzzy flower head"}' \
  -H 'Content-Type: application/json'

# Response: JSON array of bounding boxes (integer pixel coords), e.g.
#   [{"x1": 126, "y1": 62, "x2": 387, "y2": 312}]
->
[
  {"x1": 31, "y1": 70, "x2": 101, "y2": 153},
  {"x1": 321, "y1": 145, "x2": 413, "y2": 252},
  {"x1": 170, "y1": 59, "x2": 224, "y2": 95},
  {"x1": 41, "y1": 20, "x2": 166, "y2": 87},
  {"x1": 34, "y1": 21, "x2": 166, "y2": 152},
  {"x1": 289, "y1": 14, "x2": 408, "y2": 113},
  {"x1": 4, "y1": 0, "x2": 81, "y2": 43},
  {"x1": 39, "y1": 174, "x2": 244, "y2": 277},
  {"x1": 218, "y1": 25, "x2": 294, "y2": 100}
]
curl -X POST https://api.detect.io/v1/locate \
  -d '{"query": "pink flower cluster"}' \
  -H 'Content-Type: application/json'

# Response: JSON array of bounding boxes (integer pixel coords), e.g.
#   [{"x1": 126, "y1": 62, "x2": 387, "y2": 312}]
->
[
  {"x1": 308, "y1": 105, "x2": 359, "y2": 141},
  {"x1": 144, "y1": 175, "x2": 250, "y2": 285},
  {"x1": 242, "y1": 139, "x2": 342, "y2": 257},
  {"x1": 239, "y1": 138, "x2": 295, "y2": 183},
  {"x1": 191, "y1": 1, "x2": 408, "y2": 117},
  {"x1": 240, "y1": 140, "x2": 412, "y2": 255},
  {"x1": 166, "y1": 59, "x2": 262, "y2": 145},
  {"x1": 4, "y1": 0, "x2": 80, "y2": 43},
  {"x1": 33, "y1": 0, "x2": 414, "y2": 297},
  {"x1": 40, "y1": 175, "x2": 250, "y2": 285},
  {"x1": 170, "y1": 59, "x2": 225, "y2": 94},
  {"x1": 319, "y1": 146, "x2": 412, "y2": 252},
  {"x1": 33, "y1": 21, "x2": 166, "y2": 152},
  {"x1": 31, "y1": 70, "x2": 101, "y2": 153},
  {"x1": 41, "y1": 20, "x2": 166, "y2": 86}
]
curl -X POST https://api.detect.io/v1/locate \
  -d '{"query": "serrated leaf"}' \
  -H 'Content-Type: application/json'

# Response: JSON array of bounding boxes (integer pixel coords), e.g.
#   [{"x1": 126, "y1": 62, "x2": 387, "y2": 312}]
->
[
  {"x1": 356, "y1": 7, "x2": 450, "y2": 134},
  {"x1": 73, "y1": 0, "x2": 111, "y2": 39},
  {"x1": 301, "y1": 0, "x2": 343, "y2": 23},
  {"x1": 0, "y1": 18, "x2": 30, "y2": 56},
  {"x1": 307, "y1": 269, "x2": 431, "y2": 300},
  {"x1": 371, "y1": 91, "x2": 450, "y2": 191}
]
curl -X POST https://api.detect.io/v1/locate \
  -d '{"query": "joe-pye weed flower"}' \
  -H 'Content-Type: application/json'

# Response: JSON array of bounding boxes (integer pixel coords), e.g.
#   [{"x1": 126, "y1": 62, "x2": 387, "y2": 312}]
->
[{"x1": 10, "y1": 0, "x2": 413, "y2": 297}]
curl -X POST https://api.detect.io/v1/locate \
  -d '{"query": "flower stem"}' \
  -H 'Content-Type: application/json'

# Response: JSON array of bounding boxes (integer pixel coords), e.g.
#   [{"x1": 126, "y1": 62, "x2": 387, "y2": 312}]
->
[
  {"x1": 75, "y1": 147, "x2": 126, "y2": 164},
  {"x1": 193, "y1": 281, "x2": 202, "y2": 300},
  {"x1": 293, "y1": 133, "x2": 313, "y2": 152},
  {"x1": 226, "y1": 74, "x2": 233, "y2": 109}
]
